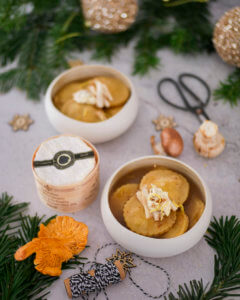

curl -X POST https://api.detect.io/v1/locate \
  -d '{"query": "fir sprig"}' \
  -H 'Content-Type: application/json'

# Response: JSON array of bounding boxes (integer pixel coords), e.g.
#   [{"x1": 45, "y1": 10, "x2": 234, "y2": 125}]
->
[
  {"x1": 214, "y1": 68, "x2": 240, "y2": 106},
  {"x1": 0, "y1": 193, "x2": 86, "y2": 300},
  {"x1": 0, "y1": 0, "x2": 213, "y2": 100},
  {"x1": 0, "y1": 0, "x2": 239, "y2": 105},
  {"x1": 166, "y1": 216, "x2": 240, "y2": 299},
  {"x1": 0, "y1": 192, "x2": 28, "y2": 232}
]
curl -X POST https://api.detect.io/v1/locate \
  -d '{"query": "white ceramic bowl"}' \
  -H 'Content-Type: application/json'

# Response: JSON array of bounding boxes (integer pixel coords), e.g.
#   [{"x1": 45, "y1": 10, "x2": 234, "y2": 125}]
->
[
  {"x1": 44, "y1": 65, "x2": 138, "y2": 144},
  {"x1": 101, "y1": 156, "x2": 212, "y2": 258}
]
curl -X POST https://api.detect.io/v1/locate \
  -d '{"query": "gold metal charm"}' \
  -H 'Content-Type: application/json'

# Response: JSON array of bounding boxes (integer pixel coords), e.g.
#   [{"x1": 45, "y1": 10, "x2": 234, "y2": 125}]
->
[
  {"x1": 9, "y1": 114, "x2": 33, "y2": 131},
  {"x1": 107, "y1": 249, "x2": 136, "y2": 272}
]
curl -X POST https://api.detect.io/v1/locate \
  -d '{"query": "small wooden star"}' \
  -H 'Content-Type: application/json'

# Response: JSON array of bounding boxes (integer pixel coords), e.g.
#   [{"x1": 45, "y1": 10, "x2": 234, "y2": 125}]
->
[
  {"x1": 152, "y1": 114, "x2": 176, "y2": 131},
  {"x1": 107, "y1": 249, "x2": 136, "y2": 272},
  {"x1": 9, "y1": 114, "x2": 34, "y2": 131}
]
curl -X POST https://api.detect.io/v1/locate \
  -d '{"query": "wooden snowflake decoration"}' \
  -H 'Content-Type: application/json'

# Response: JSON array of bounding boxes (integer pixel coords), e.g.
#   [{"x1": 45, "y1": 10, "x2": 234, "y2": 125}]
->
[
  {"x1": 107, "y1": 249, "x2": 136, "y2": 272},
  {"x1": 9, "y1": 114, "x2": 33, "y2": 131},
  {"x1": 152, "y1": 114, "x2": 176, "y2": 131}
]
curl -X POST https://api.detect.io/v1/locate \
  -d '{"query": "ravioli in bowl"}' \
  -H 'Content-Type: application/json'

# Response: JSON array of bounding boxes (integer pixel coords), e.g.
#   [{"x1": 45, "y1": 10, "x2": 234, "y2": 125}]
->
[
  {"x1": 53, "y1": 76, "x2": 130, "y2": 123},
  {"x1": 101, "y1": 156, "x2": 212, "y2": 257},
  {"x1": 109, "y1": 166, "x2": 205, "y2": 239}
]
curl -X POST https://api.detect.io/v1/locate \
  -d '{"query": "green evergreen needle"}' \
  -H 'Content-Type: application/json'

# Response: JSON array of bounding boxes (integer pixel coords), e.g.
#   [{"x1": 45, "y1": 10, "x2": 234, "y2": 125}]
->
[
  {"x1": 0, "y1": 193, "x2": 87, "y2": 300},
  {"x1": 0, "y1": 0, "x2": 214, "y2": 101},
  {"x1": 214, "y1": 68, "x2": 240, "y2": 106},
  {"x1": 166, "y1": 216, "x2": 240, "y2": 299}
]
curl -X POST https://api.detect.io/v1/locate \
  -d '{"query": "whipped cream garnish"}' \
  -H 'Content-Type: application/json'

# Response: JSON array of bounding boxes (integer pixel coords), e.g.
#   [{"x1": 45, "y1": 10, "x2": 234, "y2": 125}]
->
[
  {"x1": 136, "y1": 184, "x2": 178, "y2": 221},
  {"x1": 73, "y1": 80, "x2": 113, "y2": 108},
  {"x1": 200, "y1": 120, "x2": 218, "y2": 138}
]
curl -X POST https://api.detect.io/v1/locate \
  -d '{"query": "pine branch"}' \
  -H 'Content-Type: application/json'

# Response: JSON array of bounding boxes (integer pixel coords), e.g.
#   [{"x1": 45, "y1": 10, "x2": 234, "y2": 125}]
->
[
  {"x1": 164, "y1": 0, "x2": 208, "y2": 6},
  {"x1": 0, "y1": 192, "x2": 29, "y2": 232},
  {"x1": 167, "y1": 279, "x2": 208, "y2": 300},
  {"x1": 214, "y1": 69, "x2": 240, "y2": 106},
  {"x1": 166, "y1": 216, "x2": 240, "y2": 299},
  {"x1": 0, "y1": 0, "x2": 214, "y2": 100},
  {"x1": 0, "y1": 234, "x2": 19, "y2": 271},
  {"x1": 0, "y1": 193, "x2": 86, "y2": 300},
  {"x1": 204, "y1": 217, "x2": 240, "y2": 299},
  {"x1": 133, "y1": 27, "x2": 161, "y2": 75},
  {"x1": 91, "y1": 29, "x2": 136, "y2": 62},
  {"x1": 133, "y1": 1, "x2": 213, "y2": 74},
  {"x1": 17, "y1": 215, "x2": 52, "y2": 245}
]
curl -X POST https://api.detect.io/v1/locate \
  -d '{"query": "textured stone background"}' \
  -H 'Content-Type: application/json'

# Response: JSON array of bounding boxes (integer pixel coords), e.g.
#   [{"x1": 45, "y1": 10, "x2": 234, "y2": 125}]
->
[{"x1": 1, "y1": 0, "x2": 240, "y2": 299}]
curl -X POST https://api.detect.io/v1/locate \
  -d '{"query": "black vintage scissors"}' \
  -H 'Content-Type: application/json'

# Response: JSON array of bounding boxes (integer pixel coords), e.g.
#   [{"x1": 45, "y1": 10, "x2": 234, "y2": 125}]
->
[{"x1": 157, "y1": 73, "x2": 211, "y2": 123}]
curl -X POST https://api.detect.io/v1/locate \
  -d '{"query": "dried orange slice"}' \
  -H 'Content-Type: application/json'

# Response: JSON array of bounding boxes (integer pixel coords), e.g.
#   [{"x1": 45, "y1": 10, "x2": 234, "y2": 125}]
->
[
  {"x1": 38, "y1": 216, "x2": 88, "y2": 255},
  {"x1": 14, "y1": 216, "x2": 88, "y2": 276},
  {"x1": 14, "y1": 238, "x2": 73, "y2": 276}
]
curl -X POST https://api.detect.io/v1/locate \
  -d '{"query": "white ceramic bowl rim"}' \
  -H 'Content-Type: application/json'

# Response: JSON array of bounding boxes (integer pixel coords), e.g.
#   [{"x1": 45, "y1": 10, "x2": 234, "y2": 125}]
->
[
  {"x1": 46, "y1": 64, "x2": 135, "y2": 126},
  {"x1": 103, "y1": 155, "x2": 211, "y2": 246}
]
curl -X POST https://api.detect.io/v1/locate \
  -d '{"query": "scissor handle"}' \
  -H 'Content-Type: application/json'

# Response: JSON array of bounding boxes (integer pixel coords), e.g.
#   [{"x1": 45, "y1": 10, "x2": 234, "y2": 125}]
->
[
  {"x1": 157, "y1": 78, "x2": 190, "y2": 111},
  {"x1": 178, "y1": 73, "x2": 210, "y2": 107}
]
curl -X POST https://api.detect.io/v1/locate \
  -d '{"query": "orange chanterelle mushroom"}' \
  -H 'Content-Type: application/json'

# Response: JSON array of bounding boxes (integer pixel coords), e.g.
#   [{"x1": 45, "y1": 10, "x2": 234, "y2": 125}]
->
[{"x1": 14, "y1": 216, "x2": 88, "y2": 276}]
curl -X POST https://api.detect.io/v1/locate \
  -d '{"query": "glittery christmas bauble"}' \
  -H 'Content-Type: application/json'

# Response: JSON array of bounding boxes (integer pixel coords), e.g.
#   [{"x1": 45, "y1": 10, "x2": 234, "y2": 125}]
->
[
  {"x1": 81, "y1": 0, "x2": 138, "y2": 34},
  {"x1": 213, "y1": 6, "x2": 240, "y2": 67}
]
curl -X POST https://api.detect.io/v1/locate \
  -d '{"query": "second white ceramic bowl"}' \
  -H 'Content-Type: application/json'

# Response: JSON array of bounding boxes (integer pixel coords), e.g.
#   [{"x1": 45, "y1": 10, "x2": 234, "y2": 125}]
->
[
  {"x1": 44, "y1": 65, "x2": 138, "y2": 144},
  {"x1": 101, "y1": 156, "x2": 212, "y2": 258}
]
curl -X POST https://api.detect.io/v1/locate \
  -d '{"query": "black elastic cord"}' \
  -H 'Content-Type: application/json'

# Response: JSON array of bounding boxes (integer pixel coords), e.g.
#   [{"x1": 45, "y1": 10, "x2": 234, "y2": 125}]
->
[
  {"x1": 33, "y1": 159, "x2": 53, "y2": 168},
  {"x1": 75, "y1": 151, "x2": 94, "y2": 160},
  {"x1": 34, "y1": 151, "x2": 95, "y2": 169}
]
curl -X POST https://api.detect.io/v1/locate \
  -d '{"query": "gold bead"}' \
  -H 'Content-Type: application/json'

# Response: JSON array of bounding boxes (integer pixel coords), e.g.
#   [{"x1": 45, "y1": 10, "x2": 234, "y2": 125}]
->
[
  {"x1": 81, "y1": 0, "x2": 138, "y2": 34},
  {"x1": 213, "y1": 7, "x2": 240, "y2": 68}
]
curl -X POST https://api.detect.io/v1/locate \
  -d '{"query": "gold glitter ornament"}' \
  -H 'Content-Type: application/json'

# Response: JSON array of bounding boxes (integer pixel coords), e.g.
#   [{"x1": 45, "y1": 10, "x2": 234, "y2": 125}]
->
[
  {"x1": 213, "y1": 7, "x2": 240, "y2": 67},
  {"x1": 81, "y1": 0, "x2": 138, "y2": 34},
  {"x1": 9, "y1": 114, "x2": 33, "y2": 131}
]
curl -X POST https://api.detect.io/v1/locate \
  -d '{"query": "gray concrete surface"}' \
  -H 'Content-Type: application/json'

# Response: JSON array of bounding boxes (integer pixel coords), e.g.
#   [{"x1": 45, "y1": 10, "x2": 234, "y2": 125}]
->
[{"x1": 1, "y1": 1, "x2": 240, "y2": 299}]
